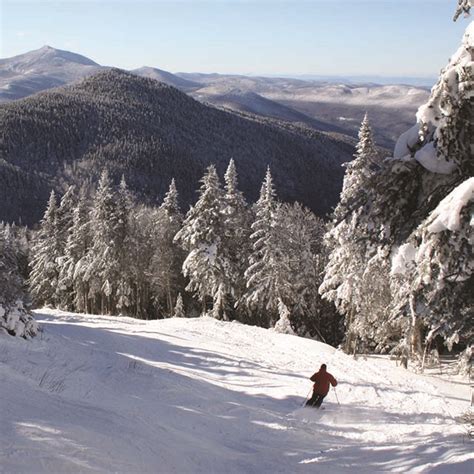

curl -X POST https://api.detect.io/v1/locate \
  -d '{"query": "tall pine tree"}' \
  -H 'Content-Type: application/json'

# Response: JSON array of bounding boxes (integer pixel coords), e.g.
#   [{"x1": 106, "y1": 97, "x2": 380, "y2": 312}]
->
[
  {"x1": 115, "y1": 176, "x2": 134, "y2": 315},
  {"x1": 56, "y1": 185, "x2": 77, "y2": 309},
  {"x1": 84, "y1": 170, "x2": 122, "y2": 314},
  {"x1": 175, "y1": 165, "x2": 226, "y2": 316},
  {"x1": 243, "y1": 168, "x2": 290, "y2": 327},
  {"x1": 319, "y1": 115, "x2": 386, "y2": 353},
  {"x1": 60, "y1": 189, "x2": 91, "y2": 313},
  {"x1": 220, "y1": 159, "x2": 251, "y2": 320},
  {"x1": 151, "y1": 179, "x2": 184, "y2": 317},
  {"x1": 30, "y1": 191, "x2": 61, "y2": 307}
]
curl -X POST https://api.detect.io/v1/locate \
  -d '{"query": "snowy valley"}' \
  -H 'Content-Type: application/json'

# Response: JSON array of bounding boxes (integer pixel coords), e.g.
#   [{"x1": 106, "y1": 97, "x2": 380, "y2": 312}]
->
[{"x1": 1, "y1": 309, "x2": 472, "y2": 473}]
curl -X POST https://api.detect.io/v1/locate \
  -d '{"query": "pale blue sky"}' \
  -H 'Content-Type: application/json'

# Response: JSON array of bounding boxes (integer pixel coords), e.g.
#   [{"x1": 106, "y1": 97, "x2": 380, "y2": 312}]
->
[{"x1": 0, "y1": 0, "x2": 469, "y2": 77}]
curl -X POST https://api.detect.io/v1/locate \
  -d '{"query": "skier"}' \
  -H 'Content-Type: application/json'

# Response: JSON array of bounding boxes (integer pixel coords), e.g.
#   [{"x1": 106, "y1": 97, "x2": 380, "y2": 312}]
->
[{"x1": 305, "y1": 364, "x2": 337, "y2": 409}]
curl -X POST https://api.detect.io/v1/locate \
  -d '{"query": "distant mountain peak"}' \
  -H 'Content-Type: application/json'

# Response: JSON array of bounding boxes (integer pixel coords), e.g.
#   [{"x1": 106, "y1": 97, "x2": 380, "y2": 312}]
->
[
  {"x1": 131, "y1": 66, "x2": 200, "y2": 90},
  {"x1": 0, "y1": 46, "x2": 103, "y2": 103},
  {"x1": 36, "y1": 45, "x2": 99, "y2": 66},
  {"x1": 0, "y1": 45, "x2": 100, "y2": 70}
]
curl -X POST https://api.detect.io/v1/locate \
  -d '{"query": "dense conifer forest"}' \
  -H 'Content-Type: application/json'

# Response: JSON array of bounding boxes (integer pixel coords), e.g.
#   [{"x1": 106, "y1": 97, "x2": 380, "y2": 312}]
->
[{"x1": 0, "y1": 69, "x2": 354, "y2": 225}]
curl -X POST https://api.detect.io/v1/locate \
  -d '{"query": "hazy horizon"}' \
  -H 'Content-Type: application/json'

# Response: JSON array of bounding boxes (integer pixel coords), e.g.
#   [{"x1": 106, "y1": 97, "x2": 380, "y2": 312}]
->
[
  {"x1": 0, "y1": 0, "x2": 468, "y2": 80},
  {"x1": 1, "y1": 43, "x2": 438, "y2": 88}
]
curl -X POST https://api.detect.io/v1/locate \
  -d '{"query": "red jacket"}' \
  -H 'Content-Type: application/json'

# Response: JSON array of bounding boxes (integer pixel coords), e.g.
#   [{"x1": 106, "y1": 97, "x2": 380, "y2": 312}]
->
[{"x1": 310, "y1": 367, "x2": 337, "y2": 396}]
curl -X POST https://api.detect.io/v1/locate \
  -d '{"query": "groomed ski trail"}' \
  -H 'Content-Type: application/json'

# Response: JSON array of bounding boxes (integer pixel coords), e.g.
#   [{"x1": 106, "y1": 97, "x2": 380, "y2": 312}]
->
[{"x1": 1, "y1": 309, "x2": 472, "y2": 473}]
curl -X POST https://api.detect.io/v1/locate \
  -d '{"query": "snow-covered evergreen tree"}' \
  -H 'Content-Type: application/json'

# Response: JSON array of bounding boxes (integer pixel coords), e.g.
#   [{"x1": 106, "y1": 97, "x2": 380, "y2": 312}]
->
[
  {"x1": 274, "y1": 298, "x2": 295, "y2": 335},
  {"x1": 0, "y1": 226, "x2": 36, "y2": 338},
  {"x1": 394, "y1": 24, "x2": 474, "y2": 178},
  {"x1": 60, "y1": 190, "x2": 91, "y2": 313},
  {"x1": 338, "y1": 12, "x2": 474, "y2": 360},
  {"x1": 0, "y1": 225, "x2": 38, "y2": 338},
  {"x1": 161, "y1": 178, "x2": 181, "y2": 216},
  {"x1": 173, "y1": 292, "x2": 185, "y2": 318},
  {"x1": 319, "y1": 115, "x2": 386, "y2": 352},
  {"x1": 220, "y1": 159, "x2": 252, "y2": 320},
  {"x1": 242, "y1": 168, "x2": 291, "y2": 327},
  {"x1": 29, "y1": 191, "x2": 61, "y2": 307},
  {"x1": 277, "y1": 202, "x2": 336, "y2": 341},
  {"x1": 115, "y1": 176, "x2": 134, "y2": 315},
  {"x1": 126, "y1": 205, "x2": 157, "y2": 318},
  {"x1": 84, "y1": 170, "x2": 122, "y2": 314},
  {"x1": 388, "y1": 14, "x2": 473, "y2": 359},
  {"x1": 339, "y1": 113, "x2": 379, "y2": 212},
  {"x1": 55, "y1": 185, "x2": 77, "y2": 309},
  {"x1": 175, "y1": 165, "x2": 225, "y2": 316},
  {"x1": 5, "y1": 224, "x2": 30, "y2": 284},
  {"x1": 391, "y1": 178, "x2": 474, "y2": 356},
  {"x1": 151, "y1": 179, "x2": 184, "y2": 317},
  {"x1": 56, "y1": 186, "x2": 76, "y2": 245}
]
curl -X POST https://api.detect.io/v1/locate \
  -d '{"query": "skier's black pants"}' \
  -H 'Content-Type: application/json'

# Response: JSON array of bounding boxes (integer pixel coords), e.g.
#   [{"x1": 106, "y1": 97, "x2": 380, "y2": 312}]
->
[{"x1": 306, "y1": 392, "x2": 326, "y2": 408}]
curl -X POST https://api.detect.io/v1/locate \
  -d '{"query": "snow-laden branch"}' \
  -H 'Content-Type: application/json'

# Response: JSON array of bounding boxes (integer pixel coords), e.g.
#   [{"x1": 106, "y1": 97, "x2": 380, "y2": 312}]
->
[{"x1": 454, "y1": 0, "x2": 472, "y2": 22}]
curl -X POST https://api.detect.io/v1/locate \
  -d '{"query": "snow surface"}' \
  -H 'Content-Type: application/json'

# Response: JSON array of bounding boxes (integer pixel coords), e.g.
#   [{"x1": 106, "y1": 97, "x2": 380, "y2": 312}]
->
[
  {"x1": 391, "y1": 242, "x2": 418, "y2": 276},
  {"x1": 1, "y1": 309, "x2": 473, "y2": 473},
  {"x1": 414, "y1": 142, "x2": 457, "y2": 175},
  {"x1": 427, "y1": 177, "x2": 474, "y2": 234}
]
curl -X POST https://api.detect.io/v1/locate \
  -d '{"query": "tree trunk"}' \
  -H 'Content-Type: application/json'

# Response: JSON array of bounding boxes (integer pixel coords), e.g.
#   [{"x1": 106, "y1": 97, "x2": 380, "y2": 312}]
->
[
  {"x1": 409, "y1": 294, "x2": 423, "y2": 359},
  {"x1": 421, "y1": 339, "x2": 431, "y2": 372},
  {"x1": 167, "y1": 282, "x2": 173, "y2": 318},
  {"x1": 344, "y1": 308, "x2": 355, "y2": 354},
  {"x1": 352, "y1": 337, "x2": 359, "y2": 358}
]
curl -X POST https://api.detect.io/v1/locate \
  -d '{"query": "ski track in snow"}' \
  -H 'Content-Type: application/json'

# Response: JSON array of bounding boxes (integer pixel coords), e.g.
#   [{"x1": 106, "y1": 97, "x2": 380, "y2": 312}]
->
[{"x1": 0, "y1": 309, "x2": 472, "y2": 473}]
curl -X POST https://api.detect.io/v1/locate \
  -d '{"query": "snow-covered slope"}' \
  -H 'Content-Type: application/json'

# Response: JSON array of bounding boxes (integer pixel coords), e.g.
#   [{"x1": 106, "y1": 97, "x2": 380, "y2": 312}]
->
[
  {"x1": 1, "y1": 310, "x2": 472, "y2": 473},
  {"x1": 0, "y1": 46, "x2": 103, "y2": 102}
]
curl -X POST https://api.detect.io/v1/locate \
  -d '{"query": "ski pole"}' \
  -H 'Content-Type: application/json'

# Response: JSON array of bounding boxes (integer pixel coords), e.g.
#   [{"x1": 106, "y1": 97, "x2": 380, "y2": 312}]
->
[
  {"x1": 334, "y1": 386, "x2": 340, "y2": 405},
  {"x1": 302, "y1": 388, "x2": 312, "y2": 407}
]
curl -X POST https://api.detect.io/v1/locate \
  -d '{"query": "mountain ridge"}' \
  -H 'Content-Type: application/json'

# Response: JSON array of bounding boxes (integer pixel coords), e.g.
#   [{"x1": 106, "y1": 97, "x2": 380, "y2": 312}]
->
[
  {"x1": 132, "y1": 66, "x2": 200, "y2": 90},
  {"x1": 0, "y1": 46, "x2": 429, "y2": 147}
]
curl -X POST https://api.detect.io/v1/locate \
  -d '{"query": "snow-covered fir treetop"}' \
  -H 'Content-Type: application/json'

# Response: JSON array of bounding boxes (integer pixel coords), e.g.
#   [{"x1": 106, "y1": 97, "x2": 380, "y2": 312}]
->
[
  {"x1": 224, "y1": 158, "x2": 239, "y2": 196},
  {"x1": 393, "y1": 19, "x2": 474, "y2": 174},
  {"x1": 160, "y1": 178, "x2": 181, "y2": 216},
  {"x1": 339, "y1": 113, "x2": 378, "y2": 209},
  {"x1": 259, "y1": 167, "x2": 277, "y2": 207}
]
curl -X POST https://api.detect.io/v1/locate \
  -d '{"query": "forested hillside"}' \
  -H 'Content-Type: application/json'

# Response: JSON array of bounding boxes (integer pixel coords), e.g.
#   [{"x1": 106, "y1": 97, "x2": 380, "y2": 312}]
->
[{"x1": 0, "y1": 69, "x2": 354, "y2": 224}]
